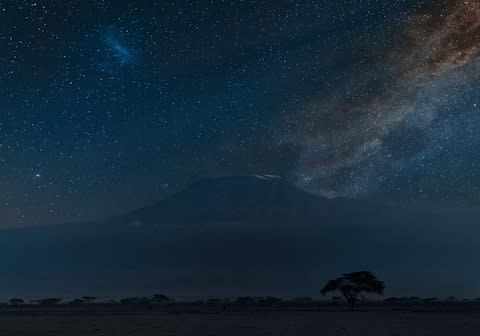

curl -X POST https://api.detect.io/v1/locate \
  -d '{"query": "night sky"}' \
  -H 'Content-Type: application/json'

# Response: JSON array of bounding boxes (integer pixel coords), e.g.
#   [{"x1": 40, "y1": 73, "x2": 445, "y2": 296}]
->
[{"x1": 2, "y1": 0, "x2": 480, "y2": 228}]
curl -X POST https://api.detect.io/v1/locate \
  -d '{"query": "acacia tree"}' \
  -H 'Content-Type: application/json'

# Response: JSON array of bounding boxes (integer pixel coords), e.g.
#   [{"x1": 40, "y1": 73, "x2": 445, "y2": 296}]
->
[{"x1": 320, "y1": 271, "x2": 385, "y2": 310}]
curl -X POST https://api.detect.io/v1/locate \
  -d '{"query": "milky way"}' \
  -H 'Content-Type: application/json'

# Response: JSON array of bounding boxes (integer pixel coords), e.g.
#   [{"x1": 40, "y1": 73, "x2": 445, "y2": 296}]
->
[{"x1": 289, "y1": 0, "x2": 480, "y2": 202}]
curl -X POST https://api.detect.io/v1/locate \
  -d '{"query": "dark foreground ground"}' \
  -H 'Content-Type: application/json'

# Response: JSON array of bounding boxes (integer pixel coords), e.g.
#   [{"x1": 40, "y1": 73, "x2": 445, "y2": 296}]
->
[{"x1": 0, "y1": 303, "x2": 479, "y2": 335}]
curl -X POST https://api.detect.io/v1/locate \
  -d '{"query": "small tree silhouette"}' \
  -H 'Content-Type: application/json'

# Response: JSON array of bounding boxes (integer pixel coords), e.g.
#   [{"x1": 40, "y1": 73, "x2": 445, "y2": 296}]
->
[
  {"x1": 320, "y1": 271, "x2": 384, "y2": 310},
  {"x1": 151, "y1": 294, "x2": 170, "y2": 304},
  {"x1": 82, "y1": 296, "x2": 96, "y2": 304},
  {"x1": 40, "y1": 298, "x2": 62, "y2": 306},
  {"x1": 9, "y1": 298, "x2": 24, "y2": 306}
]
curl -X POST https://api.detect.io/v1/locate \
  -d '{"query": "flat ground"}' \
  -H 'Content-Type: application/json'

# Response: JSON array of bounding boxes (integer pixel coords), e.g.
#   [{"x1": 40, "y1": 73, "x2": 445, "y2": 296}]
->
[{"x1": 0, "y1": 309, "x2": 477, "y2": 335}]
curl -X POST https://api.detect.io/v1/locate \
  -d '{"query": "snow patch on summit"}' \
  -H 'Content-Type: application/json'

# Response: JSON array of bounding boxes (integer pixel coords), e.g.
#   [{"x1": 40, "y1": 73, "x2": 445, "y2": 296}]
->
[{"x1": 251, "y1": 174, "x2": 282, "y2": 180}]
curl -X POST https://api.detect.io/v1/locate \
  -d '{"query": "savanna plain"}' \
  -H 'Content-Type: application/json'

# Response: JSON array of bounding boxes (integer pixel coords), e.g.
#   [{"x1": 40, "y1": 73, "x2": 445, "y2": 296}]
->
[{"x1": 0, "y1": 302, "x2": 478, "y2": 335}]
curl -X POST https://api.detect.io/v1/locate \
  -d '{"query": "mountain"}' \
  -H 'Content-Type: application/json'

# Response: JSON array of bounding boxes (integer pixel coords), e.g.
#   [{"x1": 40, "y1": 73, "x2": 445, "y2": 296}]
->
[
  {"x1": 117, "y1": 175, "x2": 357, "y2": 227},
  {"x1": 0, "y1": 175, "x2": 478, "y2": 298}
]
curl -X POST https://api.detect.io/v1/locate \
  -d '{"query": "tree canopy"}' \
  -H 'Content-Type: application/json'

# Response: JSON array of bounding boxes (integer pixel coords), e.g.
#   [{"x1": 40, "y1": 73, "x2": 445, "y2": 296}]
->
[{"x1": 321, "y1": 271, "x2": 385, "y2": 309}]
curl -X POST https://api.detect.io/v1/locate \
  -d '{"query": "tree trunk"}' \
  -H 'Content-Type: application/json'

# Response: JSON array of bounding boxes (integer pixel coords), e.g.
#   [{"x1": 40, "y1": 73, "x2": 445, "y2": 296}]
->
[
  {"x1": 341, "y1": 292, "x2": 357, "y2": 311},
  {"x1": 350, "y1": 300, "x2": 355, "y2": 311}
]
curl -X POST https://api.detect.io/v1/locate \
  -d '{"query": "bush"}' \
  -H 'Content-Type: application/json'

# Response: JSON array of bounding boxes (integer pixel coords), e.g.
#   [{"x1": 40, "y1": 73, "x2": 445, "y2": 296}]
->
[
  {"x1": 9, "y1": 298, "x2": 24, "y2": 305},
  {"x1": 40, "y1": 298, "x2": 62, "y2": 306},
  {"x1": 82, "y1": 296, "x2": 97, "y2": 303},
  {"x1": 259, "y1": 296, "x2": 282, "y2": 305},
  {"x1": 120, "y1": 297, "x2": 150, "y2": 305},
  {"x1": 235, "y1": 296, "x2": 254, "y2": 305},
  {"x1": 69, "y1": 299, "x2": 85, "y2": 306},
  {"x1": 151, "y1": 294, "x2": 170, "y2": 303}
]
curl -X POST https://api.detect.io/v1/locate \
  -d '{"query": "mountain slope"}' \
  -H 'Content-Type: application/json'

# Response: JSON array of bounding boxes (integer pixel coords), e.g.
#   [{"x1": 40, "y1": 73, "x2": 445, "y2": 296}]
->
[{"x1": 115, "y1": 175, "x2": 384, "y2": 228}]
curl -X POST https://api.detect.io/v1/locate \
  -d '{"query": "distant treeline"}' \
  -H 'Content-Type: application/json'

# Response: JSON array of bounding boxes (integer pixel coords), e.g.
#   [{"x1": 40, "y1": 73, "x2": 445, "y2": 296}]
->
[{"x1": 3, "y1": 295, "x2": 480, "y2": 307}]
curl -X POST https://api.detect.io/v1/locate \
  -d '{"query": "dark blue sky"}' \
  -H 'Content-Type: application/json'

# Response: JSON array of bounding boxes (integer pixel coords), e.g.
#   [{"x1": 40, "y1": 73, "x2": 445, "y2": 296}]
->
[{"x1": 1, "y1": 0, "x2": 480, "y2": 227}]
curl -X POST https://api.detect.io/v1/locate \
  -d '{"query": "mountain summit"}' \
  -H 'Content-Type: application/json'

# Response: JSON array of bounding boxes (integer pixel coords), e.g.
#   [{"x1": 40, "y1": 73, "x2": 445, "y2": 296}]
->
[{"x1": 120, "y1": 175, "x2": 329, "y2": 227}]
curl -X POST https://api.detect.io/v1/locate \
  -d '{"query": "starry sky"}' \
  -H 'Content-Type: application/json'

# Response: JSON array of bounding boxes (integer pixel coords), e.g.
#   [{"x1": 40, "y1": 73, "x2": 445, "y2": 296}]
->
[{"x1": 2, "y1": 0, "x2": 480, "y2": 227}]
